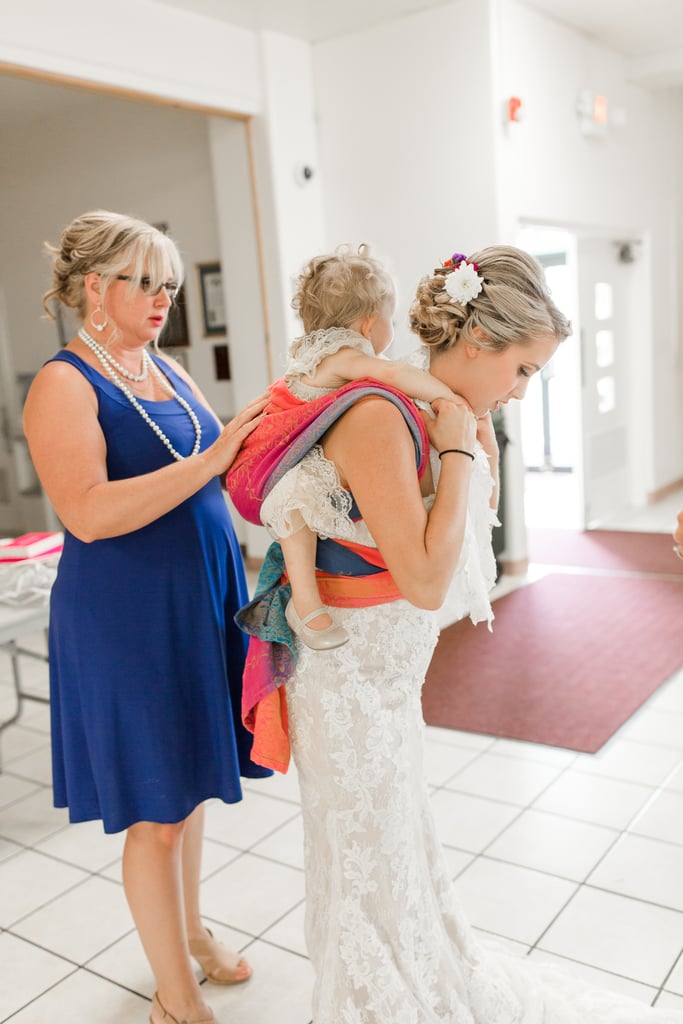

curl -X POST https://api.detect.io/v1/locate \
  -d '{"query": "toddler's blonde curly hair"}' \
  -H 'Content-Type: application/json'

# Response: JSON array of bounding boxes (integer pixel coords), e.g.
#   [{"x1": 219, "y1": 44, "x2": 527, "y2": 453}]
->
[{"x1": 292, "y1": 244, "x2": 394, "y2": 334}]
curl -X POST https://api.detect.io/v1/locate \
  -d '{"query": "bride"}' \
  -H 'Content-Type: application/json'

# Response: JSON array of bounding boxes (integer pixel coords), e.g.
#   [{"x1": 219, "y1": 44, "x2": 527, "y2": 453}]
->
[{"x1": 236, "y1": 247, "x2": 683, "y2": 1023}]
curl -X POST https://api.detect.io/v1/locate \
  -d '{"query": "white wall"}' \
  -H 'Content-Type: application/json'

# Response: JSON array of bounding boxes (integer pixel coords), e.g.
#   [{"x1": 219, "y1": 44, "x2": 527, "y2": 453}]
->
[
  {"x1": 252, "y1": 32, "x2": 327, "y2": 373},
  {"x1": 313, "y1": 0, "x2": 683, "y2": 562},
  {"x1": 0, "y1": 92, "x2": 243, "y2": 418},
  {"x1": 493, "y1": 0, "x2": 683, "y2": 493},
  {"x1": 313, "y1": 0, "x2": 499, "y2": 355},
  {"x1": 208, "y1": 115, "x2": 273, "y2": 556},
  {"x1": 3, "y1": 0, "x2": 682, "y2": 553},
  {"x1": 677, "y1": 100, "x2": 683, "y2": 480},
  {"x1": 0, "y1": 0, "x2": 262, "y2": 114},
  {"x1": 0, "y1": 9, "x2": 329, "y2": 554},
  {"x1": 0, "y1": 5, "x2": 331, "y2": 395}
]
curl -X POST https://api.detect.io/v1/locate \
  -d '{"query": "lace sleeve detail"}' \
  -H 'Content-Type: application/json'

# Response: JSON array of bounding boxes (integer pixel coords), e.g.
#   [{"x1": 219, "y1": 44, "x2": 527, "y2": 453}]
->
[
  {"x1": 260, "y1": 445, "x2": 355, "y2": 541},
  {"x1": 285, "y1": 327, "x2": 374, "y2": 383}
]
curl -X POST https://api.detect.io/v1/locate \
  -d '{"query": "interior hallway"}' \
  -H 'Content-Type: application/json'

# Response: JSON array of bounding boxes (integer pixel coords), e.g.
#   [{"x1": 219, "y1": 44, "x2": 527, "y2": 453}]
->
[{"x1": 1, "y1": 492, "x2": 682, "y2": 1022}]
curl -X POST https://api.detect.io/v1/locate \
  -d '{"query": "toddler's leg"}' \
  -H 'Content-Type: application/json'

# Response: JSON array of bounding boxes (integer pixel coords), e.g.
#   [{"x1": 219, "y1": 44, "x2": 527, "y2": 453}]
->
[
  {"x1": 281, "y1": 527, "x2": 348, "y2": 650},
  {"x1": 281, "y1": 527, "x2": 332, "y2": 630}
]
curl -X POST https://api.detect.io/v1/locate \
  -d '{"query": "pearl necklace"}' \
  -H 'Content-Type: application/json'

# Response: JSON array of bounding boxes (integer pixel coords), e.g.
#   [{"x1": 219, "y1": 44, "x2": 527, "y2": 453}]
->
[
  {"x1": 78, "y1": 328, "x2": 202, "y2": 461},
  {"x1": 79, "y1": 327, "x2": 149, "y2": 381}
]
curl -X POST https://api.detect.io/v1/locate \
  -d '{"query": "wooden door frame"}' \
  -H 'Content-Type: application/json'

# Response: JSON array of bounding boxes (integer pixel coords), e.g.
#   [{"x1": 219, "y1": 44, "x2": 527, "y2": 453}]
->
[{"x1": 0, "y1": 61, "x2": 274, "y2": 381}]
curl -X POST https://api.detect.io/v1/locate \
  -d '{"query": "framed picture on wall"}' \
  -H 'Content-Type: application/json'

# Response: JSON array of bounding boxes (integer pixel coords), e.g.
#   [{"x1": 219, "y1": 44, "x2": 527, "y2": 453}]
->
[
  {"x1": 198, "y1": 262, "x2": 227, "y2": 336},
  {"x1": 213, "y1": 343, "x2": 231, "y2": 380},
  {"x1": 159, "y1": 284, "x2": 190, "y2": 348}
]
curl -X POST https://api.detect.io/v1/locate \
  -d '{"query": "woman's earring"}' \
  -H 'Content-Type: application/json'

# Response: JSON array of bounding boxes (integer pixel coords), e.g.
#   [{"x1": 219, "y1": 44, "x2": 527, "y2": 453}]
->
[{"x1": 90, "y1": 307, "x2": 108, "y2": 333}]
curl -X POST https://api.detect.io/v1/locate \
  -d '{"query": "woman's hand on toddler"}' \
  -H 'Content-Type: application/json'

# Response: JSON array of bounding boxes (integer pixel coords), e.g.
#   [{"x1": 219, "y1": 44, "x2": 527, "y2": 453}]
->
[{"x1": 212, "y1": 389, "x2": 271, "y2": 473}]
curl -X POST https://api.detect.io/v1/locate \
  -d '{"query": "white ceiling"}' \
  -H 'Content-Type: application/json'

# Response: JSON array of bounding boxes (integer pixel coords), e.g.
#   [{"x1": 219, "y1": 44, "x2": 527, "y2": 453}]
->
[
  {"x1": 154, "y1": 0, "x2": 683, "y2": 83},
  {"x1": 523, "y1": 0, "x2": 683, "y2": 86},
  {"x1": 1, "y1": 0, "x2": 682, "y2": 126},
  {"x1": 154, "y1": 0, "x2": 446, "y2": 43},
  {"x1": 522, "y1": 0, "x2": 683, "y2": 59},
  {"x1": 152, "y1": 0, "x2": 669, "y2": 55}
]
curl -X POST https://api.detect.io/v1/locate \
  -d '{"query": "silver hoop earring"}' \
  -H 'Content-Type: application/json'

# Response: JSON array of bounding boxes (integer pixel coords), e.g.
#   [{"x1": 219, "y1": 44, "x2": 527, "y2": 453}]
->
[{"x1": 90, "y1": 307, "x2": 108, "y2": 333}]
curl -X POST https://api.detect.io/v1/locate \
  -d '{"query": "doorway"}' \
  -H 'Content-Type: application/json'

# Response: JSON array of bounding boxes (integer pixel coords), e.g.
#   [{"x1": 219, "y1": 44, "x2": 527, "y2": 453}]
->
[
  {"x1": 0, "y1": 69, "x2": 270, "y2": 537},
  {"x1": 518, "y1": 224, "x2": 645, "y2": 533},
  {"x1": 518, "y1": 226, "x2": 582, "y2": 529}
]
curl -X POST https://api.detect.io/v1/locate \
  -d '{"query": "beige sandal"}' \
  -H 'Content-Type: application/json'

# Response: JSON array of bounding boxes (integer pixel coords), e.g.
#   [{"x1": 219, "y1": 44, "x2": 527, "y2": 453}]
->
[
  {"x1": 188, "y1": 928, "x2": 252, "y2": 985},
  {"x1": 150, "y1": 991, "x2": 215, "y2": 1024}
]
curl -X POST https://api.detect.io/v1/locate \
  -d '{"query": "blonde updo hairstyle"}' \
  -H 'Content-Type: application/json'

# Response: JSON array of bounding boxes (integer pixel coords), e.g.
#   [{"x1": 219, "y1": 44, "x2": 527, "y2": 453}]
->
[
  {"x1": 43, "y1": 210, "x2": 184, "y2": 335},
  {"x1": 292, "y1": 243, "x2": 394, "y2": 334},
  {"x1": 409, "y1": 245, "x2": 571, "y2": 355}
]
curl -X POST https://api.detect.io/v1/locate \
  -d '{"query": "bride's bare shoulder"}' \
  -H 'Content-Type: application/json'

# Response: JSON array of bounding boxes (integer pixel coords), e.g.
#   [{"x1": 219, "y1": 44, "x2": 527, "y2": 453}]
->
[{"x1": 325, "y1": 396, "x2": 412, "y2": 455}]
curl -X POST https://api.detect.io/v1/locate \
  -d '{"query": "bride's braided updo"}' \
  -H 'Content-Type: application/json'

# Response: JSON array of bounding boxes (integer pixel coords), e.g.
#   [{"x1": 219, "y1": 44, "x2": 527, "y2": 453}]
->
[{"x1": 409, "y1": 245, "x2": 571, "y2": 353}]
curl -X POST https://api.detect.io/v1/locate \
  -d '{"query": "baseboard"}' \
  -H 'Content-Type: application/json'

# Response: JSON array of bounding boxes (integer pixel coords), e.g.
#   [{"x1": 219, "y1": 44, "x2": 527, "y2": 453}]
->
[
  {"x1": 648, "y1": 476, "x2": 683, "y2": 504},
  {"x1": 498, "y1": 557, "x2": 529, "y2": 577},
  {"x1": 244, "y1": 555, "x2": 264, "y2": 573}
]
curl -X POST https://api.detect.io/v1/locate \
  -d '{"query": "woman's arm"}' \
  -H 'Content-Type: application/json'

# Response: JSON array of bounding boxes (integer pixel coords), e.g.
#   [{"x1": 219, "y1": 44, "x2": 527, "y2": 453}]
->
[
  {"x1": 674, "y1": 509, "x2": 683, "y2": 553},
  {"x1": 311, "y1": 348, "x2": 457, "y2": 403},
  {"x1": 23, "y1": 361, "x2": 268, "y2": 542},
  {"x1": 323, "y1": 396, "x2": 476, "y2": 609}
]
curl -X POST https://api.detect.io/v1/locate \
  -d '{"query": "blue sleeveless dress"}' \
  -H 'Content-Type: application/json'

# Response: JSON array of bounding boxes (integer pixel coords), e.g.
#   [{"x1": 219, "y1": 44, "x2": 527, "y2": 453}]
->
[{"x1": 47, "y1": 350, "x2": 271, "y2": 834}]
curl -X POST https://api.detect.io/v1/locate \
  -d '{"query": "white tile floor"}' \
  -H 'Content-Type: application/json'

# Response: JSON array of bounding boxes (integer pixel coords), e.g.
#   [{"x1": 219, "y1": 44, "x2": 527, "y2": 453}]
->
[{"x1": 1, "y1": 491, "x2": 682, "y2": 1022}]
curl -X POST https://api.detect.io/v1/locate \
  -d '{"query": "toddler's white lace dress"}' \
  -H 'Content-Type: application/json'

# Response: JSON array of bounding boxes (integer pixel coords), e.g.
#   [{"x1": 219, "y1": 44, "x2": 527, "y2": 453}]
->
[
  {"x1": 264, "y1": 335, "x2": 683, "y2": 1023},
  {"x1": 265, "y1": 330, "x2": 498, "y2": 626}
]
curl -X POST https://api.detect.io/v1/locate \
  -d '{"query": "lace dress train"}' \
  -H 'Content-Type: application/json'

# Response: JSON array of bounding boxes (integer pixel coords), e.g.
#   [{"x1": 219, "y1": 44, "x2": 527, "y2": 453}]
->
[
  {"x1": 287, "y1": 601, "x2": 683, "y2": 1023},
  {"x1": 264, "y1": 347, "x2": 682, "y2": 1022}
]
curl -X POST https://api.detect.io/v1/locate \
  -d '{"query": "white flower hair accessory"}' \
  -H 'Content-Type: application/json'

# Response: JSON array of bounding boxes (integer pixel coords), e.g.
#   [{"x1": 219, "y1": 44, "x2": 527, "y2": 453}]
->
[{"x1": 442, "y1": 252, "x2": 484, "y2": 305}]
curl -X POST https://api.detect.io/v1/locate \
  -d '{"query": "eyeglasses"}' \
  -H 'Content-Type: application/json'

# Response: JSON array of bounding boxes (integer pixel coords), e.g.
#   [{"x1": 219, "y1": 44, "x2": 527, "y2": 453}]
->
[{"x1": 116, "y1": 275, "x2": 180, "y2": 301}]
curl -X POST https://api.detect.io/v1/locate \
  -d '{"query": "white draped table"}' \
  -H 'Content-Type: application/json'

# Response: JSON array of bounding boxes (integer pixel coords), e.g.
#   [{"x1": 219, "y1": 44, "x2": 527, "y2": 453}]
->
[{"x1": 0, "y1": 557, "x2": 55, "y2": 765}]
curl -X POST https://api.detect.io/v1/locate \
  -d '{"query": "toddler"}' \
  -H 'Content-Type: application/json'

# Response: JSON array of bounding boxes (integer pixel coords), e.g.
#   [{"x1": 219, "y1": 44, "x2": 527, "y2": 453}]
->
[{"x1": 269, "y1": 245, "x2": 460, "y2": 650}]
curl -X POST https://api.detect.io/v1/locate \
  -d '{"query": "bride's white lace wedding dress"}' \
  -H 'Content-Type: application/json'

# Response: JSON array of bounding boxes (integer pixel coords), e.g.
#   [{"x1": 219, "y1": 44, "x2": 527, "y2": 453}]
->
[{"x1": 264, "y1": 337, "x2": 683, "y2": 1023}]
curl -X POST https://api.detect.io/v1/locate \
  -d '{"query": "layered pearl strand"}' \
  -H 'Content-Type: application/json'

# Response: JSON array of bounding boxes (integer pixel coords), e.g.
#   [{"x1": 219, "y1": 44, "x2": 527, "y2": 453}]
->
[
  {"x1": 78, "y1": 327, "x2": 202, "y2": 461},
  {"x1": 81, "y1": 329, "x2": 149, "y2": 381}
]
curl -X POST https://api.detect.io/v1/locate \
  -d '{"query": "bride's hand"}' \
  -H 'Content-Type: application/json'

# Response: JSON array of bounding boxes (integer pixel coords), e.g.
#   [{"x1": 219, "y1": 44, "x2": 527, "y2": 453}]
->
[
  {"x1": 421, "y1": 396, "x2": 476, "y2": 455},
  {"x1": 674, "y1": 509, "x2": 683, "y2": 553}
]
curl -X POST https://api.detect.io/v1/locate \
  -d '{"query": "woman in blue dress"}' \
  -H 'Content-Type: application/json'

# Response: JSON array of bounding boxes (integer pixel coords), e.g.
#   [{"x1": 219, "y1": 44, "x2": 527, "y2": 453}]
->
[{"x1": 23, "y1": 210, "x2": 271, "y2": 1024}]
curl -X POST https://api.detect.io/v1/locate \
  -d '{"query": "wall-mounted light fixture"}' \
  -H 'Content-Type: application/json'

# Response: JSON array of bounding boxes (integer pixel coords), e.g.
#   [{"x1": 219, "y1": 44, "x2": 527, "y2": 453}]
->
[
  {"x1": 577, "y1": 89, "x2": 609, "y2": 138},
  {"x1": 504, "y1": 96, "x2": 524, "y2": 125}
]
